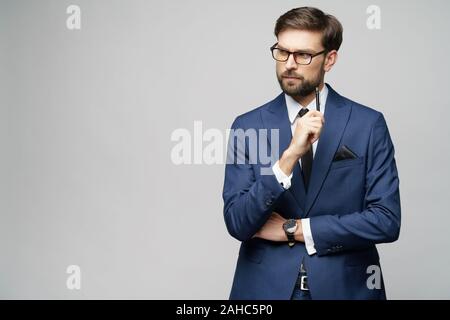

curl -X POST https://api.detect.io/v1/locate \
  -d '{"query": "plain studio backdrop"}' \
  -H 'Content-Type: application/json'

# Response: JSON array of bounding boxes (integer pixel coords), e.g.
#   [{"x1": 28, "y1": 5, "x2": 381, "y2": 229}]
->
[{"x1": 1, "y1": 0, "x2": 450, "y2": 299}]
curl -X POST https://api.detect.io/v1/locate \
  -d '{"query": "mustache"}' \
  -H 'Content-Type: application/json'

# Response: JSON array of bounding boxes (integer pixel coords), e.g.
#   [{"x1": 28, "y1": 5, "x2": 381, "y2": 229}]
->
[{"x1": 281, "y1": 72, "x2": 304, "y2": 79}]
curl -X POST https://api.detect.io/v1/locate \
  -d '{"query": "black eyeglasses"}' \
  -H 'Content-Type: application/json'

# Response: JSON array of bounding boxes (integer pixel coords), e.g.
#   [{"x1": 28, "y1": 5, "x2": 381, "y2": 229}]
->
[{"x1": 270, "y1": 43, "x2": 326, "y2": 65}]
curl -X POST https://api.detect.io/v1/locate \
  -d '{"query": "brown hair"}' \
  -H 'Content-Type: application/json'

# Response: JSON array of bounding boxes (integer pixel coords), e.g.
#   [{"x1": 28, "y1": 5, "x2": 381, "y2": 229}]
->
[{"x1": 274, "y1": 7, "x2": 343, "y2": 52}]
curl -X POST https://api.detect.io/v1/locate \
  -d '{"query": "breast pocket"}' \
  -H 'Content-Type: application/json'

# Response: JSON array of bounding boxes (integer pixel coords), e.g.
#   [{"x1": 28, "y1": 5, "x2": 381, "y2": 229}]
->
[{"x1": 330, "y1": 156, "x2": 364, "y2": 170}]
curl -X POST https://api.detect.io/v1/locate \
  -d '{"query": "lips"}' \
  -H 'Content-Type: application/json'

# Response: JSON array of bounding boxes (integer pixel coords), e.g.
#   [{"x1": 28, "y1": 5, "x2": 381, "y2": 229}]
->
[{"x1": 282, "y1": 75, "x2": 301, "y2": 79}]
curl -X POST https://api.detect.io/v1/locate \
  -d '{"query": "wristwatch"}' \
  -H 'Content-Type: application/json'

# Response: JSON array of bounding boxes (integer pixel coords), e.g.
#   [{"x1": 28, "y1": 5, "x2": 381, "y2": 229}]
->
[{"x1": 283, "y1": 219, "x2": 298, "y2": 247}]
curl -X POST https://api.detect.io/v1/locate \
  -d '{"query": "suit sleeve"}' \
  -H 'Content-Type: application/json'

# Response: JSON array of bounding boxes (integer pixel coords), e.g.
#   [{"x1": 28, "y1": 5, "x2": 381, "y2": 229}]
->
[
  {"x1": 222, "y1": 116, "x2": 287, "y2": 242},
  {"x1": 309, "y1": 113, "x2": 401, "y2": 256}
]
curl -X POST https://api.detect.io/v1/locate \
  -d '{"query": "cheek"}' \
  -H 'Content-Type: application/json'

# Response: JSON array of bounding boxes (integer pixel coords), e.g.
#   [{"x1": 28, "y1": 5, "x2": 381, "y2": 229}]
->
[
  {"x1": 303, "y1": 65, "x2": 320, "y2": 77},
  {"x1": 275, "y1": 62, "x2": 285, "y2": 74}
]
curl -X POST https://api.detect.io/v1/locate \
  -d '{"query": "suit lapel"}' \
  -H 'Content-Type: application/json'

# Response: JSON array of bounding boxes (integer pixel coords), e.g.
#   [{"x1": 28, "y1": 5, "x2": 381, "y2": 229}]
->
[
  {"x1": 304, "y1": 84, "x2": 352, "y2": 216},
  {"x1": 261, "y1": 94, "x2": 307, "y2": 211}
]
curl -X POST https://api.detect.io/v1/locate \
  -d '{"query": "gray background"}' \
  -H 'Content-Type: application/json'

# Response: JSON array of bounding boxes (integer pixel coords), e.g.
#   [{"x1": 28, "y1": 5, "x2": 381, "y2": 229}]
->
[{"x1": 1, "y1": 0, "x2": 449, "y2": 299}]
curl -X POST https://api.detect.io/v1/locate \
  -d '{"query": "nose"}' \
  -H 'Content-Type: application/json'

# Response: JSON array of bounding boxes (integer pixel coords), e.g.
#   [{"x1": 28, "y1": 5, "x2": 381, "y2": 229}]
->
[{"x1": 285, "y1": 53, "x2": 298, "y2": 70}]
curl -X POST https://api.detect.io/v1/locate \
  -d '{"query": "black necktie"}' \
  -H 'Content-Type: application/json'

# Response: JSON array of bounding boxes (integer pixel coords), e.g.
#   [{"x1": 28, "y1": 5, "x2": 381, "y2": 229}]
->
[{"x1": 298, "y1": 108, "x2": 313, "y2": 191}]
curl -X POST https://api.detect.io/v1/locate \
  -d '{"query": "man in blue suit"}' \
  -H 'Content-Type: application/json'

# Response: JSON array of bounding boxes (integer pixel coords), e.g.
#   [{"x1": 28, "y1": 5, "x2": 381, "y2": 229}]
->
[{"x1": 222, "y1": 7, "x2": 401, "y2": 300}]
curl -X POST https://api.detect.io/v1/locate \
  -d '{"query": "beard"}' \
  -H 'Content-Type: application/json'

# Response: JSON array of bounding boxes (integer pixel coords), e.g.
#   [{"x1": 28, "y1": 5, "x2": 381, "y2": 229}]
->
[{"x1": 277, "y1": 64, "x2": 325, "y2": 97}]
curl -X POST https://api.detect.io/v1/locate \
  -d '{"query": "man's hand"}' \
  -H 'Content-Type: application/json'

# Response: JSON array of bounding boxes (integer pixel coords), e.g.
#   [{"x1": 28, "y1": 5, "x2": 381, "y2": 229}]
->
[
  {"x1": 252, "y1": 212, "x2": 304, "y2": 243},
  {"x1": 292, "y1": 109, "x2": 325, "y2": 152},
  {"x1": 279, "y1": 110, "x2": 325, "y2": 176}
]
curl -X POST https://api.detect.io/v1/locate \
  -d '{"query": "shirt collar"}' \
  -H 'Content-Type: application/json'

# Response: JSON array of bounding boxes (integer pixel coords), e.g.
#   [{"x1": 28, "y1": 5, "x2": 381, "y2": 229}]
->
[{"x1": 284, "y1": 84, "x2": 329, "y2": 124}]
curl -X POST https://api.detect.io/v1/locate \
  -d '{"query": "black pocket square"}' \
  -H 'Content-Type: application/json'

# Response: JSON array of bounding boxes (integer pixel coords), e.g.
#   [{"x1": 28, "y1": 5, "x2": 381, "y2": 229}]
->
[{"x1": 333, "y1": 145, "x2": 358, "y2": 161}]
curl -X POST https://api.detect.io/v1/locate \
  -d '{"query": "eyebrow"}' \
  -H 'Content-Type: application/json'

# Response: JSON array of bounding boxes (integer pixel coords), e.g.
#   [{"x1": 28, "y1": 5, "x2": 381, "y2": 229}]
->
[{"x1": 276, "y1": 44, "x2": 316, "y2": 53}]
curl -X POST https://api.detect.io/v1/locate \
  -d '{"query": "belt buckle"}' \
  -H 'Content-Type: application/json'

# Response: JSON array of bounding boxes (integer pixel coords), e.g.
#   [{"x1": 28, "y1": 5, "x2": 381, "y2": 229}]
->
[{"x1": 300, "y1": 275, "x2": 309, "y2": 291}]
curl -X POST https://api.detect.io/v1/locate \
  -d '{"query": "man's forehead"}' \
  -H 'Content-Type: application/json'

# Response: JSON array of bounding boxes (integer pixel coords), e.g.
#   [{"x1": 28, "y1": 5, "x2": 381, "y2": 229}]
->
[{"x1": 277, "y1": 29, "x2": 323, "y2": 51}]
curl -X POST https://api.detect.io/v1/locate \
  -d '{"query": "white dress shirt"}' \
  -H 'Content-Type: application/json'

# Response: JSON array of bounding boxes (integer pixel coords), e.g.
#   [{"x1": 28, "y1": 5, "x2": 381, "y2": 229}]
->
[{"x1": 272, "y1": 85, "x2": 329, "y2": 255}]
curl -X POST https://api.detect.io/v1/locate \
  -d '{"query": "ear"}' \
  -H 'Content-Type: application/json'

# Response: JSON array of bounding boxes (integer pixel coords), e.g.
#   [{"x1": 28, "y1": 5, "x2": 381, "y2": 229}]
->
[{"x1": 324, "y1": 50, "x2": 338, "y2": 72}]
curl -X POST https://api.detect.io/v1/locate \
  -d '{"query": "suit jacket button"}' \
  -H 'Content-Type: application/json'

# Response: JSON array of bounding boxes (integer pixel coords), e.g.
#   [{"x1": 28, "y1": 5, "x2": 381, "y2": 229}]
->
[{"x1": 265, "y1": 199, "x2": 273, "y2": 206}]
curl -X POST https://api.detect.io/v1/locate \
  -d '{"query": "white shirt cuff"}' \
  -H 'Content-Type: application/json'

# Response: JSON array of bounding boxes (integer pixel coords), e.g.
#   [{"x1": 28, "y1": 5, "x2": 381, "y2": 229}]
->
[
  {"x1": 302, "y1": 218, "x2": 317, "y2": 255},
  {"x1": 272, "y1": 160, "x2": 293, "y2": 189}
]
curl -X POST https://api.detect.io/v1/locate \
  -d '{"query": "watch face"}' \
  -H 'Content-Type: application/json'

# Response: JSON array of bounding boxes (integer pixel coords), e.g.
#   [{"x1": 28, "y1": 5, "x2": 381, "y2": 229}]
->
[
  {"x1": 283, "y1": 219, "x2": 297, "y2": 233},
  {"x1": 286, "y1": 226, "x2": 297, "y2": 233}
]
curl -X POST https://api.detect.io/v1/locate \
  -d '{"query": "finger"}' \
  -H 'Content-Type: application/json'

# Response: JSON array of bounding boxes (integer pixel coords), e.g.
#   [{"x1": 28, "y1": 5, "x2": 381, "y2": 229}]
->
[
  {"x1": 307, "y1": 111, "x2": 325, "y2": 123},
  {"x1": 308, "y1": 118, "x2": 324, "y2": 126},
  {"x1": 312, "y1": 114, "x2": 325, "y2": 121},
  {"x1": 308, "y1": 122, "x2": 322, "y2": 129},
  {"x1": 313, "y1": 129, "x2": 323, "y2": 139},
  {"x1": 307, "y1": 110, "x2": 322, "y2": 118},
  {"x1": 303, "y1": 115, "x2": 323, "y2": 123},
  {"x1": 309, "y1": 127, "x2": 321, "y2": 138},
  {"x1": 309, "y1": 129, "x2": 322, "y2": 141},
  {"x1": 303, "y1": 123, "x2": 322, "y2": 132},
  {"x1": 272, "y1": 212, "x2": 281, "y2": 217},
  {"x1": 310, "y1": 126, "x2": 323, "y2": 135}
]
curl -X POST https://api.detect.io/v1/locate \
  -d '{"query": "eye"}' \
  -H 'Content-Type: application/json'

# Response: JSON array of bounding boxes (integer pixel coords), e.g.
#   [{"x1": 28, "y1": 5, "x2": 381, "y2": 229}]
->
[
  {"x1": 297, "y1": 53, "x2": 311, "y2": 59},
  {"x1": 277, "y1": 49, "x2": 289, "y2": 56}
]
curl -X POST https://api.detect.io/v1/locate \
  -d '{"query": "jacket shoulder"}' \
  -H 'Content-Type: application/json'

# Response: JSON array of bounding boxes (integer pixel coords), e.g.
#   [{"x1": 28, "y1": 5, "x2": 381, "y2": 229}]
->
[
  {"x1": 231, "y1": 94, "x2": 283, "y2": 129},
  {"x1": 340, "y1": 94, "x2": 384, "y2": 125}
]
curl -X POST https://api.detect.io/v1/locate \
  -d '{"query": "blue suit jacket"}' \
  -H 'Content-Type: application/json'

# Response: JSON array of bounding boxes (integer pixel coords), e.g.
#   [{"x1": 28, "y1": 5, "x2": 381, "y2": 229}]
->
[{"x1": 222, "y1": 84, "x2": 401, "y2": 300}]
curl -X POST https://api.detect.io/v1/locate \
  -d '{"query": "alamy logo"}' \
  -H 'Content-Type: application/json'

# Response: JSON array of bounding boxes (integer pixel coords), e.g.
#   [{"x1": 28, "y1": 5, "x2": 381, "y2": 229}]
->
[
  {"x1": 366, "y1": 265, "x2": 381, "y2": 289},
  {"x1": 66, "y1": 5, "x2": 81, "y2": 30},
  {"x1": 66, "y1": 265, "x2": 81, "y2": 290},
  {"x1": 366, "y1": 5, "x2": 381, "y2": 30},
  {"x1": 170, "y1": 121, "x2": 280, "y2": 175}
]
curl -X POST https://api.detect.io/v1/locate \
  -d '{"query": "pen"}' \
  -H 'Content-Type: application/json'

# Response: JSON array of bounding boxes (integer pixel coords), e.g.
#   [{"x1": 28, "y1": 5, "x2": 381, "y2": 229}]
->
[{"x1": 315, "y1": 87, "x2": 320, "y2": 112}]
